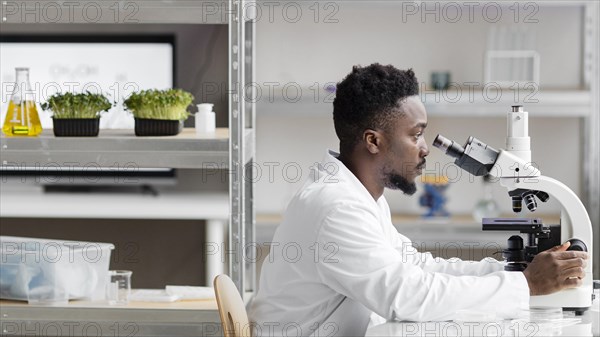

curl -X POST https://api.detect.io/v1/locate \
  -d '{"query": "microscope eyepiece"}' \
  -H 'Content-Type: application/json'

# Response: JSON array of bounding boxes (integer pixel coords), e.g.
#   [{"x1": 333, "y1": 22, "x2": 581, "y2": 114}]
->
[
  {"x1": 432, "y1": 134, "x2": 465, "y2": 159},
  {"x1": 433, "y1": 134, "x2": 499, "y2": 176}
]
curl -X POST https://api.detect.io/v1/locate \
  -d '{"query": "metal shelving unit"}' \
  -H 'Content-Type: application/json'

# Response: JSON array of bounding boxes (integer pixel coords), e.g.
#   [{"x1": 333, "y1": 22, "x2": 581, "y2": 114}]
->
[
  {"x1": 0, "y1": 0, "x2": 256, "y2": 294},
  {"x1": 228, "y1": 0, "x2": 257, "y2": 297}
]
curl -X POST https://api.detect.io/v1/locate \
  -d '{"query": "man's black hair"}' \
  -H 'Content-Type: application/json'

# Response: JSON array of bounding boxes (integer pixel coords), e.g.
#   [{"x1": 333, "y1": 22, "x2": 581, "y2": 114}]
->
[{"x1": 333, "y1": 63, "x2": 419, "y2": 154}]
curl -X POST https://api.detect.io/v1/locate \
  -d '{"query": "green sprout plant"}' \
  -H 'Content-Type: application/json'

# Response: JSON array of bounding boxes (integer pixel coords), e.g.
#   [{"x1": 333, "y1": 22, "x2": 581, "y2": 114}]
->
[
  {"x1": 41, "y1": 92, "x2": 112, "y2": 119},
  {"x1": 124, "y1": 89, "x2": 194, "y2": 121}
]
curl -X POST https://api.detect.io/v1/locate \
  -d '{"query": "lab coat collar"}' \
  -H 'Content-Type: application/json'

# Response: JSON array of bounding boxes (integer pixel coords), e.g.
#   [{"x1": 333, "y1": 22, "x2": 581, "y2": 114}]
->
[{"x1": 324, "y1": 149, "x2": 384, "y2": 208}]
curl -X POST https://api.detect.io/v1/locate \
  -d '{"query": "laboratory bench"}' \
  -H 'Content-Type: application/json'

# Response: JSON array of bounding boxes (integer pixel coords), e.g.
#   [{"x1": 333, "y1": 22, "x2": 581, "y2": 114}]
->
[
  {"x1": 0, "y1": 298, "x2": 221, "y2": 337},
  {"x1": 366, "y1": 307, "x2": 600, "y2": 337},
  {"x1": 3, "y1": 296, "x2": 595, "y2": 337}
]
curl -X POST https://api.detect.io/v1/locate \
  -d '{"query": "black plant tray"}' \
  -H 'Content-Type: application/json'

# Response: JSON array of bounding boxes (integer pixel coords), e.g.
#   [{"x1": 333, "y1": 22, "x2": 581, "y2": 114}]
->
[
  {"x1": 53, "y1": 118, "x2": 100, "y2": 137},
  {"x1": 134, "y1": 118, "x2": 183, "y2": 136}
]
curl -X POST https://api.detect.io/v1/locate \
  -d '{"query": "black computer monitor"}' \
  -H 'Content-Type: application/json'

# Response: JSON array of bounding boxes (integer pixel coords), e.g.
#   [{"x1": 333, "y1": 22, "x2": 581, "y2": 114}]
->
[{"x1": 0, "y1": 34, "x2": 178, "y2": 186}]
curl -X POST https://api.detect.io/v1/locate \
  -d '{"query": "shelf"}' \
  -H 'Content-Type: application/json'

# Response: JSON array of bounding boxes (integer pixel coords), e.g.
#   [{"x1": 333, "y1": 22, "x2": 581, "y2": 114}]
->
[
  {"x1": 0, "y1": 187, "x2": 229, "y2": 220},
  {"x1": 391, "y1": 213, "x2": 561, "y2": 227},
  {"x1": 258, "y1": 90, "x2": 592, "y2": 118},
  {"x1": 1, "y1": 0, "x2": 256, "y2": 25},
  {"x1": 422, "y1": 90, "x2": 592, "y2": 117},
  {"x1": 256, "y1": 213, "x2": 561, "y2": 245},
  {"x1": 257, "y1": 213, "x2": 560, "y2": 227},
  {"x1": 392, "y1": 214, "x2": 561, "y2": 246},
  {"x1": 0, "y1": 128, "x2": 254, "y2": 169},
  {"x1": 382, "y1": 1, "x2": 592, "y2": 7}
]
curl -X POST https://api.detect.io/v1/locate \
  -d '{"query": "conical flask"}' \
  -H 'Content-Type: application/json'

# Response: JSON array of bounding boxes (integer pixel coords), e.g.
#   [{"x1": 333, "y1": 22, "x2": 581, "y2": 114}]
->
[{"x1": 2, "y1": 67, "x2": 43, "y2": 136}]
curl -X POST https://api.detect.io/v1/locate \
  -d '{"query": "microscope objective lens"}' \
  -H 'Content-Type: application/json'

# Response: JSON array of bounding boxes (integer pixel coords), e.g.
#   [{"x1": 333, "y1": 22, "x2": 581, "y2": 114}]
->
[
  {"x1": 524, "y1": 194, "x2": 538, "y2": 212},
  {"x1": 512, "y1": 196, "x2": 522, "y2": 213}
]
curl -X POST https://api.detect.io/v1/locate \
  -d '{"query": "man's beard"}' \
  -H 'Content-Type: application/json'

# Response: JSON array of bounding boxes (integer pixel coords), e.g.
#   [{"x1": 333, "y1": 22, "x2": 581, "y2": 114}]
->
[
  {"x1": 385, "y1": 173, "x2": 417, "y2": 195},
  {"x1": 383, "y1": 159, "x2": 425, "y2": 196}
]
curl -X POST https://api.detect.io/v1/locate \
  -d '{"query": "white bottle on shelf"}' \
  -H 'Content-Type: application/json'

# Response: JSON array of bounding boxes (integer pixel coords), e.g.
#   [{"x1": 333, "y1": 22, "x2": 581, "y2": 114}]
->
[{"x1": 195, "y1": 103, "x2": 215, "y2": 135}]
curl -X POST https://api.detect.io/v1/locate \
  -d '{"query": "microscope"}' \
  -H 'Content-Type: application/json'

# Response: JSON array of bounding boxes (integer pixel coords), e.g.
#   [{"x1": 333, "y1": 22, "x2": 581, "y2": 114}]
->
[{"x1": 432, "y1": 106, "x2": 593, "y2": 314}]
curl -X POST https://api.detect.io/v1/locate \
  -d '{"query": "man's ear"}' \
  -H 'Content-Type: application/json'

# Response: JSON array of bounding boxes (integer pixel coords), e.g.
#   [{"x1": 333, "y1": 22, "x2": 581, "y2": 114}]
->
[{"x1": 363, "y1": 129, "x2": 383, "y2": 154}]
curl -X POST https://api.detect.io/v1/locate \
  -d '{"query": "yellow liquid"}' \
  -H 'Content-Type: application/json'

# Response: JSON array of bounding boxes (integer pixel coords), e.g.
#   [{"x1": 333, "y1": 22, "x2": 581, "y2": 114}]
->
[{"x1": 2, "y1": 100, "x2": 43, "y2": 136}]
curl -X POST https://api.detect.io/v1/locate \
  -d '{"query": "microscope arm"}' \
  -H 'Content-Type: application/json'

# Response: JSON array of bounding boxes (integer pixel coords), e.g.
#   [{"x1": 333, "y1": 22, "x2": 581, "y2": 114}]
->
[
  {"x1": 491, "y1": 150, "x2": 594, "y2": 309},
  {"x1": 491, "y1": 149, "x2": 593, "y2": 255}
]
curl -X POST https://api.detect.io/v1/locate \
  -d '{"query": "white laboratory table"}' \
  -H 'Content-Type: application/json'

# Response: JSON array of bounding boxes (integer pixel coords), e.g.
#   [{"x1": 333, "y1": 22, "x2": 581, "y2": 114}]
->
[
  {"x1": 366, "y1": 309, "x2": 599, "y2": 337},
  {"x1": 0, "y1": 298, "x2": 222, "y2": 336}
]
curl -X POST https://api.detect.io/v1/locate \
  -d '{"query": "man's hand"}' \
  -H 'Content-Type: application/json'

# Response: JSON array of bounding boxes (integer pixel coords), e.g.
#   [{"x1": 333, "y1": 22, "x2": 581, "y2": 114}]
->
[{"x1": 522, "y1": 242, "x2": 588, "y2": 296}]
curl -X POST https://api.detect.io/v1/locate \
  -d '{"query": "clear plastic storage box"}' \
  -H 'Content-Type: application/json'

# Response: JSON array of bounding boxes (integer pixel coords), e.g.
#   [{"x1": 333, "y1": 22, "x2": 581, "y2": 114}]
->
[{"x1": 0, "y1": 236, "x2": 114, "y2": 305}]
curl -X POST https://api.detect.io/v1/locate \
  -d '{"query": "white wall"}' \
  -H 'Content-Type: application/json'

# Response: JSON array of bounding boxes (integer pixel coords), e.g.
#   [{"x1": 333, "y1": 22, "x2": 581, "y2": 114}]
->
[
  {"x1": 253, "y1": 2, "x2": 585, "y2": 216},
  {"x1": 255, "y1": 2, "x2": 582, "y2": 89}
]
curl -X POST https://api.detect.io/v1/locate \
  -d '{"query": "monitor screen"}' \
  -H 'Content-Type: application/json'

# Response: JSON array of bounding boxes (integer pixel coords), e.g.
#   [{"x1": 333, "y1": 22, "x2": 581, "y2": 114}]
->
[
  {"x1": 0, "y1": 35, "x2": 174, "y2": 129},
  {"x1": 0, "y1": 35, "x2": 177, "y2": 186}
]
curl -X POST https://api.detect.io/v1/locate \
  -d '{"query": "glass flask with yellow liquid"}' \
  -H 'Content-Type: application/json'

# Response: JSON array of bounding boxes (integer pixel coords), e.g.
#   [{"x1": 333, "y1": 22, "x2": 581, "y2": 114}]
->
[{"x1": 2, "y1": 67, "x2": 43, "y2": 136}]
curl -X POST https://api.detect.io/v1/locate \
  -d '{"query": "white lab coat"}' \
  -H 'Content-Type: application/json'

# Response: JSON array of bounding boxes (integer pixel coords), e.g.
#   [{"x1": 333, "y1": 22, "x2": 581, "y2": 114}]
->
[{"x1": 248, "y1": 150, "x2": 530, "y2": 337}]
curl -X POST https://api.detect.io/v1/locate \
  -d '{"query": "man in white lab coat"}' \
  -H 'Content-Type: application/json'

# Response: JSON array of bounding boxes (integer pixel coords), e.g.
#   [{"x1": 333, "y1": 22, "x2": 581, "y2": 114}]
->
[{"x1": 248, "y1": 64, "x2": 588, "y2": 337}]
